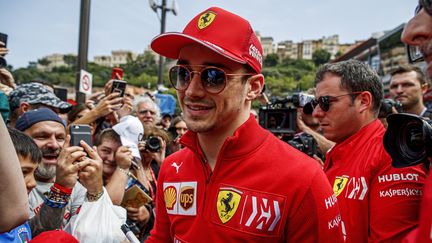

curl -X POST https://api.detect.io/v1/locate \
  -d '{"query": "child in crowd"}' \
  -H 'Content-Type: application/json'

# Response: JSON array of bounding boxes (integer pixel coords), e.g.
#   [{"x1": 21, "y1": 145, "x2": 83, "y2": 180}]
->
[{"x1": 0, "y1": 128, "x2": 40, "y2": 242}]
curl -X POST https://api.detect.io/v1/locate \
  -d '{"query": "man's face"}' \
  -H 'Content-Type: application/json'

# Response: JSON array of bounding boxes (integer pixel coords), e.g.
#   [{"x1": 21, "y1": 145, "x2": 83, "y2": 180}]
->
[
  {"x1": 25, "y1": 121, "x2": 65, "y2": 165},
  {"x1": 312, "y1": 73, "x2": 362, "y2": 143},
  {"x1": 97, "y1": 138, "x2": 121, "y2": 178},
  {"x1": 136, "y1": 102, "x2": 157, "y2": 126},
  {"x1": 176, "y1": 44, "x2": 251, "y2": 134},
  {"x1": 402, "y1": 7, "x2": 432, "y2": 78},
  {"x1": 161, "y1": 116, "x2": 171, "y2": 128},
  {"x1": 389, "y1": 71, "x2": 426, "y2": 109},
  {"x1": 18, "y1": 155, "x2": 38, "y2": 194},
  {"x1": 24, "y1": 121, "x2": 65, "y2": 179}
]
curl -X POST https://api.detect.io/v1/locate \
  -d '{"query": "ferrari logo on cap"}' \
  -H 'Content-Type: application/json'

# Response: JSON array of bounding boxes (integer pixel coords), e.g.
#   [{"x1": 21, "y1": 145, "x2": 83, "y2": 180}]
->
[
  {"x1": 217, "y1": 188, "x2": 242, "y2": 223},
  {"x1": 198, "y1": 11, "x2": 216, "y2": 29},
  {"x1": 333, "y1": 176, "x2": 349, "y2": 197}
]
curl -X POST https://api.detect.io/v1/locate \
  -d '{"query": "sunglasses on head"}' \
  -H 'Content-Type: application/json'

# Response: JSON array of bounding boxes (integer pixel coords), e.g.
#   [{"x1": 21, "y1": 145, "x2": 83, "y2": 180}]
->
[
  {"x1": 169, "y1": 65, "x2": 255, "y2": 94},
  {"x1": 311, "y1": 92, "x2": 362, "y2": 112}
]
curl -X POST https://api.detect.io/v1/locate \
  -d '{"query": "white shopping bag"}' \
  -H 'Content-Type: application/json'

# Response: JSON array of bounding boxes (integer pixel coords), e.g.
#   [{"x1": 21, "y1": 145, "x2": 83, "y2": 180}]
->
[{"x1": 64, "y1": 187, "x2": 127, "y2": 243}]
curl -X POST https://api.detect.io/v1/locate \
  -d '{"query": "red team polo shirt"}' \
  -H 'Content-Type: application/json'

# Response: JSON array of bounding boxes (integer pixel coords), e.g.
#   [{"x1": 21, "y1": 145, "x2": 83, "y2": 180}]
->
[
  {"x1": 147, "y1": 116, "x2": 344, "y2": 242},
  {"x1": 324, "y1": 119, "x2": 428, "y2": 242}
]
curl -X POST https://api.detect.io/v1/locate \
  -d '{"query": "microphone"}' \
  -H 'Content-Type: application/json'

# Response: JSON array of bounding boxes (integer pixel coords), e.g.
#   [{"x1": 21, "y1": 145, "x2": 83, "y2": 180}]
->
[{"x1": 121, "y1": 224, "x2": 140, "y2": 243}]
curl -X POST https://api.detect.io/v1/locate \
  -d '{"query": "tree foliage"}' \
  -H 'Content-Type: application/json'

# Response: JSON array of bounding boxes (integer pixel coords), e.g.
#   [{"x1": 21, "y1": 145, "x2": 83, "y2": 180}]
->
[
  {"x1": 312, "y1": 49, "x2": 331, "y2": 66},
  {"x1": 12, "y1": 51, "x2": 319, "y2": 102}
]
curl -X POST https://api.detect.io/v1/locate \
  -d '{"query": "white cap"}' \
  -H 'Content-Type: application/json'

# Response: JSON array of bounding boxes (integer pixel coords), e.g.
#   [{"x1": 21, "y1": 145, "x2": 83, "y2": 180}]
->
[{"x1": 112, "y1": 115, "x2": 143, "y2": 160}]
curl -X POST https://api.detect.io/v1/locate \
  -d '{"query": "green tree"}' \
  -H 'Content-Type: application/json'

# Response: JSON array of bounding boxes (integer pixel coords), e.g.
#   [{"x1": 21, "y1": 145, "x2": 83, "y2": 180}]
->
[
  {"x1": 63, "y1": 55, "x2": 77, "y2": 68},
  {"x1": 37, "y1": 58, "x2": 51, "y2": 66},
  {"x1": 263, "y1": 53, "x2": 279, "y2": 67},
  {"x1": 312, "y1": 49, "x2": 331, "y2": 66}
]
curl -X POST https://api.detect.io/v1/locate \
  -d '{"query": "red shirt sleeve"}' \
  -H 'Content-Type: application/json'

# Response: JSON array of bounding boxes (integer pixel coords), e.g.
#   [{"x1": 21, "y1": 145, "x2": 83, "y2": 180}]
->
[{"x1": 285, "y1": 168, "x2": 345, "y2": 243}]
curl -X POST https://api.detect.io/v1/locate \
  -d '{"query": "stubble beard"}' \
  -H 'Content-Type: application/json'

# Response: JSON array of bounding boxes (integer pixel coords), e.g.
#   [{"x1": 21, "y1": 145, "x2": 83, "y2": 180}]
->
[
  {"x1": 35, "y1": 163, "x2": 57, "y2": 180},
  {"x1": 420, "y1": 40, "x2": 432, "y2": 79}
]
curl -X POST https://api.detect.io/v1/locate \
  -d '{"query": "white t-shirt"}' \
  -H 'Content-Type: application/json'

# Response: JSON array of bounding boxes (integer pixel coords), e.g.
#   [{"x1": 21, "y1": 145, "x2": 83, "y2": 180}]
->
[{"x1": 29, "y1": 181, "x2": 87, "y2": 226}]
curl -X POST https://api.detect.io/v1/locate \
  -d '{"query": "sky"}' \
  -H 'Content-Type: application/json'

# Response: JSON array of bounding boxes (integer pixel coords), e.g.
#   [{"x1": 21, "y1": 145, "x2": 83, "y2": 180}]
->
[{"x1": 1, "y1": 0, "x2": 418, "y2": 69}]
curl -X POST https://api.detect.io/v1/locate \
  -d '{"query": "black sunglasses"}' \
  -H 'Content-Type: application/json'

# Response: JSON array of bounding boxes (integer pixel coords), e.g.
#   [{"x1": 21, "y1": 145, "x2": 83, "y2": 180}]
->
[
  {"x1": 311, "y1": 92, "x2": 362, "y2": 112},
  {"x1": 407, "y1": 0, "x2": 432, "y2": 63},
  {"x1": 169, "y1": 65, "x2": 255, "y2": 94}
]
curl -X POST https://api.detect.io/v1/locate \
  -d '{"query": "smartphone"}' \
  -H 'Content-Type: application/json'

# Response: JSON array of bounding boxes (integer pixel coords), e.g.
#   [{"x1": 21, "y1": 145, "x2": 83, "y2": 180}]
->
[
  {"x1": 111, "y1": 80, "x2": 127, "y2": 97},
  {"x1": 54, "y1": 87, "x2": 68, "y2": 101},
  {"x1": 70, "y1": 124, "x2": 93, "y2": 147},
  {"x1": 112, "y1": 67, "x2": 123, "y2": 80},
  {"x1": 0, "y1": 33, "x2": 7, "y2": 47},
  {"x1": 0, "y1": 33, "x2": 7, "y2": 68}
]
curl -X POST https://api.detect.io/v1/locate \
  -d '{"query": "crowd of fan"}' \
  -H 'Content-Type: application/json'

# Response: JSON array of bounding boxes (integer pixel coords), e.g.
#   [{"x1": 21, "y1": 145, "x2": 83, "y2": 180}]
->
[{"x1": 0, "y1": 74, "x2": 187, "y2": 242}]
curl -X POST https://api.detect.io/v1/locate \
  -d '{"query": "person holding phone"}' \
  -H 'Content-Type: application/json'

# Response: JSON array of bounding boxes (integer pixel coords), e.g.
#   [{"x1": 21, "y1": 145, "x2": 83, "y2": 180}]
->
[{"x1": 15, "y1": 108, "x2": 104, "y2": 229}]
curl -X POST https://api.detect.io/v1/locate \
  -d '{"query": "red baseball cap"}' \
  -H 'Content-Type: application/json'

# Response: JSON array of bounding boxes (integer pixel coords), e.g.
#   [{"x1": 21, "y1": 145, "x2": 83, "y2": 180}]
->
[
  {"x1": 30, "y1": 230, "x2": 78, "y2": 243},
  {"x1": 151, "y1": 6, "x2": 263, "y2": 73}
]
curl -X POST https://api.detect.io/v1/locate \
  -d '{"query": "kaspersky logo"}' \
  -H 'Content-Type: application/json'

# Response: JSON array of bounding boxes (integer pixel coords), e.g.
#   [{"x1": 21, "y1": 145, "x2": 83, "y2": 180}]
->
[{"x1": 198, "y1": 11, "x2": 216, "y2": 29}]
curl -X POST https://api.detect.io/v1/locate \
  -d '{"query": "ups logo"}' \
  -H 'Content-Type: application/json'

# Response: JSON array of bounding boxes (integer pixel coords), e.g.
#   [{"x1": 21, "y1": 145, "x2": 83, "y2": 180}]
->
[{"x1": 180, "y1": 186, "x2": 194, "y2": 210}]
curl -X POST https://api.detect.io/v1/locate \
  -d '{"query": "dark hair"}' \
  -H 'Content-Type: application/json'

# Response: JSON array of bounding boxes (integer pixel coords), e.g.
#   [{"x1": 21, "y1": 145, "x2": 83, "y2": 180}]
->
[
  {"x1": 390, "y1": 65, "x2": 429, "y2": 86},
  {"x1": 169, "y1": 116, "x2": 185, "y2": 129},
  {"x1": 143, "y1": 125, "x2": 170, "y2": 142},
  {"x1": 315, "y1": 59, "x2": 383, "y2": 115},
  {"x1": 94, "y1": 128, "x2": 121, "y2": 146},
  {"x1": 67, "y1": 104, "x2": 89, "y2": 124},
  {"x1": 7, "y1": 127, "x2": 41, "y2": 164}
]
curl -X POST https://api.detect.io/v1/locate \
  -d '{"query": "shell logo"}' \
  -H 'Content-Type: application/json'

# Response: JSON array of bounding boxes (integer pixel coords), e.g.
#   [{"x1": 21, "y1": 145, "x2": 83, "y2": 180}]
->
[{"x1": 164, "y1": 186, "x2": 177, "y2": 210}]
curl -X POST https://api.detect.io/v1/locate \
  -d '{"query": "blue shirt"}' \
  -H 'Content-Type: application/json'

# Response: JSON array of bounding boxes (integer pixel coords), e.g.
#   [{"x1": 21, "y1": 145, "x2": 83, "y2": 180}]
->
[{"x1": 0, "y1": 222, "x2": 32, "y2": 243}]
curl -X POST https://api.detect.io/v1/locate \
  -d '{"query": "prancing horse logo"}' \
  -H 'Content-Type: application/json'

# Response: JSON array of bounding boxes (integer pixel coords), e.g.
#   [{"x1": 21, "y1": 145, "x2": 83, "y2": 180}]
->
[
  {"x1": 198, "y1": 11, "x2": 216, "y2": 29},
  {"x1": 217, "y1": 188, "x2": 242, "y2": 224}
]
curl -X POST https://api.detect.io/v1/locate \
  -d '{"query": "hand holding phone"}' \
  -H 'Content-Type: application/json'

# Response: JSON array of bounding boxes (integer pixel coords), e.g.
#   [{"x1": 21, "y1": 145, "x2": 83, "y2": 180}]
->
[
  {"x1": 111, "y1": 80, "x2": 127, "y2": 97},
  {"x1": 70, "y1": 124, "x2": 93, "y2": 147}
]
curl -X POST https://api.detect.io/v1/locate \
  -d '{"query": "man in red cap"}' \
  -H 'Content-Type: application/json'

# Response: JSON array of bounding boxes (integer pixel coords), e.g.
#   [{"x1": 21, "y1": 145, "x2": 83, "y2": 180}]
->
[{"x1": 147, "y1": 7, "x2": 343, "y2": 242}]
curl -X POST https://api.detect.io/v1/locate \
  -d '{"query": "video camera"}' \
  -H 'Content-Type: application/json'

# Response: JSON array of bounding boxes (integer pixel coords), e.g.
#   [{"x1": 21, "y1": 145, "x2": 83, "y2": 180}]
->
[
  {"x1": 287, "y1": 133, "x2": 318, "y2": 157},
  {"x1": 259, "y1": 93, "x2": 319, "y2": 157},
  {"x1": 259, "y1": 92, "x2": 314, "y2": 135},
  {"x1": 378, "y1": 99, "x2": 403, "y2": 118},
  {"x1": 384, "y1": 113, "x2": 432, "y2": 168}
]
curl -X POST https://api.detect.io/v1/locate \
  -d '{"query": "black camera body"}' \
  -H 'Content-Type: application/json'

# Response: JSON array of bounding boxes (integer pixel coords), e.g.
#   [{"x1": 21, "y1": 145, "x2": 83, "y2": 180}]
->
[
  {"x1": 259, "y1": 93, "x2": 315, "y2": 134},
  {"x1": 144, "y1": 136, "x2": 161, "y2": 152},
  {"x1": 287, "y1": 133, "x2": 318, "y2": 157},
  {"x1": 259, "y1": 93, "x2": 320, "y2": 158},
  {"x1": 379, "y1": 99, "x2": 403, "y2": 118},
  {"x1": 384, "y1": 113, "x2": 432, "y2": 167}
]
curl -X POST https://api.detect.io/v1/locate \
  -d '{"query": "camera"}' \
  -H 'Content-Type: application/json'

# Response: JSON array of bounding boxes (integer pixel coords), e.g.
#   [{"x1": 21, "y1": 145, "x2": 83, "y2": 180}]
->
[
  {"x1": 378, "y1": 99, "x2": 403, "y2": 118},
  {"x1": 259, "y1": 93, "x2": 321, "y2": 158},
  {"x1": 287, "y1": 133, "x2": 318, "y2": 157},
  {"x1": 259, "y1": 92, "x2": 314, "y2": 134},
  {"x1": 384, "y1": 113, "x2": 432, "y2": 167},
  {"x1": 143, "y1": 136, "x2": 161, "y2": 152}
]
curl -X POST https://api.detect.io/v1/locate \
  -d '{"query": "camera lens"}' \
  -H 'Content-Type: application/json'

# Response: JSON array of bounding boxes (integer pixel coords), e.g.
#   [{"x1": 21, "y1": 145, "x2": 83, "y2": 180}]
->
[
  {"x1": 384, "y1": 113, "x2": 432, "y2": 168},
  {"x1": 145, "y1": 136, "x2": 161, "y2": 152},
  {"x1": 399, "y1": 121, "x2": 427, "y2": 161}
]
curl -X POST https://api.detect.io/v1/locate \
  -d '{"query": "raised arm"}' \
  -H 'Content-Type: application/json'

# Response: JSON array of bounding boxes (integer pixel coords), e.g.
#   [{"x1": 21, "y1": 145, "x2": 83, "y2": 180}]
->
[{"x1": 0, "y1": 117, "x2": 29, "y2": 233}]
